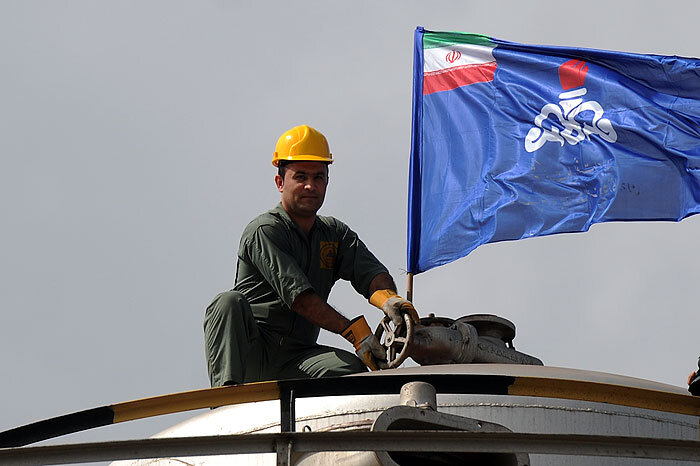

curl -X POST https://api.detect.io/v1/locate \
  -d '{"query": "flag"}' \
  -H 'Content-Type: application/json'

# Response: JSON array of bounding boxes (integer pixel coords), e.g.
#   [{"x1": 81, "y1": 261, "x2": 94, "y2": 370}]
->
[{"x1": 408, "y1": 27, "x2": 700, "y2": 274}]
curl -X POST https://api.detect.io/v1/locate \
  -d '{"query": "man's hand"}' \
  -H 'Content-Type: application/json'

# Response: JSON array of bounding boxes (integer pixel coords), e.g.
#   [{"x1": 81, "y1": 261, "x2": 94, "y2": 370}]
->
[
  {"x1": 341, "y1": 316, "x2": 387, "y2": 371},
  {"x1": 355, "y1": 334, "x2": 387, "y2": 371},
  {"x1": 369, "y1": 290, "x2": 420, "y2": 326}
]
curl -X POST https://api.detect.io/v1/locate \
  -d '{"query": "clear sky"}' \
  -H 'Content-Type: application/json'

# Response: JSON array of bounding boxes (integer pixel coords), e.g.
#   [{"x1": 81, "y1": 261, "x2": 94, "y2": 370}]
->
[{"x1": 1, "y1": 0, "x2": 699, "y2": 459}]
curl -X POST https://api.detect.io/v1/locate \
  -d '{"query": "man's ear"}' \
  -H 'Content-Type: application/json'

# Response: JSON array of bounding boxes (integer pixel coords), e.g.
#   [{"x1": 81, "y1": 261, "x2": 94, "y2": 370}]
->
[{"x1": 274, "y1": 174, "x2": 284, "y2": 193}]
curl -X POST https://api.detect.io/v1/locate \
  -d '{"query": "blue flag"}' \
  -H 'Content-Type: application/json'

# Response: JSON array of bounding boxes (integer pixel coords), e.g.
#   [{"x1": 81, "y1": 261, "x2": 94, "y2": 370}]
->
[{"x1": 408, "y1": 27, "x2": 700, "y2": 274}]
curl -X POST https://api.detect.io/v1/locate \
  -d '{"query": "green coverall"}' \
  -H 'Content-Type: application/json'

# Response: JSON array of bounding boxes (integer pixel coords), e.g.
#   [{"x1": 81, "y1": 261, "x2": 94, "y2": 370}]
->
[{"x1": 204, "y1": 203, "x2": 389, "y2": 387}]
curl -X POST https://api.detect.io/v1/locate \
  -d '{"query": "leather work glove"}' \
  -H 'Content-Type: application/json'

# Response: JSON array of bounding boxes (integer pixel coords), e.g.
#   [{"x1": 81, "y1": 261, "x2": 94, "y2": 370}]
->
[
  {"x1": 369, "y1": 289, "x2": 420, "y2": 326},
  {"x1": 341, "y1": 316, "x2": 387, "y2": 371}
]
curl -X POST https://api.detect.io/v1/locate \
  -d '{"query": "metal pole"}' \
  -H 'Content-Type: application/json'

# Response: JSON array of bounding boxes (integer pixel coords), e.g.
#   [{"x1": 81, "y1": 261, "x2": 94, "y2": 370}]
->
[
  {"x1": 276, "y1": 437, "x2": 292, "y2": 466},
  {"x1": 2, "y1": 431, "x2": 700, "y2": 465},
  {"x1": 279, "y1": 388, "x2": 295, "y2": 433},
  {"x1": 406, "y1": 273, "x2": 414, "y2": 302}
]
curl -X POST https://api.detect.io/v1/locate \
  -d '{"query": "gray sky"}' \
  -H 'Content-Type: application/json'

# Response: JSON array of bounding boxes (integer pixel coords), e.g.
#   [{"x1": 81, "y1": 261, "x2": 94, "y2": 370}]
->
[{"x1": 1, "y1": 0, "x2": 699, "y2": 455}]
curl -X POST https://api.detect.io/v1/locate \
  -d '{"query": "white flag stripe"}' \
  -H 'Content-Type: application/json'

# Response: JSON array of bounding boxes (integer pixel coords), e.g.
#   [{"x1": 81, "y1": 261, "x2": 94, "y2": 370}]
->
[{"x1": 424, "y1": 44, "x2": 495, "y2": 73}]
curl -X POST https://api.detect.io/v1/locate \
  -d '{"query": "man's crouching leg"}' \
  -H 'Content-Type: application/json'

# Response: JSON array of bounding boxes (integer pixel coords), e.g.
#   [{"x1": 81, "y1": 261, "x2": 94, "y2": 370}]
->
[
  {"x1": 292, "y1": 345, "x2": 368, "y2": 379},
  {"x1": 203, "y1": 291, "x2": 260, "y2": 387}
]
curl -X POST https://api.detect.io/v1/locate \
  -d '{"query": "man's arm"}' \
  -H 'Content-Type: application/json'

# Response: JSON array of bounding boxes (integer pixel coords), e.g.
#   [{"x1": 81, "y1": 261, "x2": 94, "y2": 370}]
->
[
  {"x1": 289, "y1": 272, "x2": 405, "y2": 333},
  {"x1": 367, "y1": 272, "x2": 420, "y2": 325},
  {"x1": 291, "y1": 289, "x2": 350, "y2": 333},
  {"x1": 368, "y1": 272, "x2": 397, "y2": 297},
  {"x1": 292, "y1": 289, "x2": 387, "y2": 371}
]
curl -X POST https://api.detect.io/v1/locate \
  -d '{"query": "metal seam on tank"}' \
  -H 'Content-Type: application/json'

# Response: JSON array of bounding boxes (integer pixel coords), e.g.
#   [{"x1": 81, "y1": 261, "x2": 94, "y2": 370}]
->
[
  {"x1": 437, "y1": 402, "x2": 698, "y2": 428},
  {"x1": 196, "y1": 402, "x2": 696, "y2": 436},
  {"x1": 236, "y1": 419, "x2": 375, "y2": 435},
  {"x1": 226, "y1": 422, "x2": 284, "y2": 435},
  {"x1": 308, "y1": 419, "x2": 374, "y2": 432},
  {"x1": 225, "y1": 409, "x2": 387, "y2": 435},
  {"x1": 295, "y1": 408, "x2": 387, "y2": 422}
]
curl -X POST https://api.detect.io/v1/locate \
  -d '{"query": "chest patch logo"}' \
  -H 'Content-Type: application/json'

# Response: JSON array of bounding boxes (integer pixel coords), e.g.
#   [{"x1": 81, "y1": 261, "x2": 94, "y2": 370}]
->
[{"x1": 320, "y1": 241, "x2": 338, "y2": 270}]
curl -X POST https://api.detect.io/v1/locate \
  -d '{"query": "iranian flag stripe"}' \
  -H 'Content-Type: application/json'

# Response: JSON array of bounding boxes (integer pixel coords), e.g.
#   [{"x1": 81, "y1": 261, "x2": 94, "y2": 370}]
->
[
  {"x1": 424, "y1": 62, "x2": 497, "y2": 95},
  {"x1": 423, "y1": 32, "x2": 494, "y2": 49},
  {"x1": 424, "y1": 44, "x2": 495, "y2": 73},
  {"x1": 423, "y1": 39, "x2": 497, "y2": 95}
]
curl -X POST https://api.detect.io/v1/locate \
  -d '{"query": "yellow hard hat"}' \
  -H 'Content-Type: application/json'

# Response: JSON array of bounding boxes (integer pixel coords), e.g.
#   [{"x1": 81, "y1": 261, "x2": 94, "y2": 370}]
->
[{"x1": 272, "y1": 124, "x2": 333, "y2": 167}]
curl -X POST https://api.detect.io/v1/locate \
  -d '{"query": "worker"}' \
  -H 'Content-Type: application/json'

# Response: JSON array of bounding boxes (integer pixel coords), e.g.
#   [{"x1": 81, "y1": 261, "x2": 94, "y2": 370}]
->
[
  {"x1": 689, "y1": 357, "x2": 700, "y2": 396},
  {"x1": 203, "y1": 124, "x2": 419, "y2": 387}
]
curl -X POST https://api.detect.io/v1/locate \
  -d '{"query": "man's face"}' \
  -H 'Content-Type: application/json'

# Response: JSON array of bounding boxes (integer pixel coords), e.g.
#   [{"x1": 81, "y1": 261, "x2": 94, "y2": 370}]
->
[{"x1": 275, "y1": 161, "x2": 329, "y2": 218}]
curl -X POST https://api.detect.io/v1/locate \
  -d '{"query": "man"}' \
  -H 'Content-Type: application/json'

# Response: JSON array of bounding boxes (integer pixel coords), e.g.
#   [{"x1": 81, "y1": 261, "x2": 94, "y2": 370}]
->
[
  {"x1": 689, "y1": 357, "x2": 700, "y2": 396},
  {"x1": 204, "y1": 124, "x2": 419, "y2": 387}
]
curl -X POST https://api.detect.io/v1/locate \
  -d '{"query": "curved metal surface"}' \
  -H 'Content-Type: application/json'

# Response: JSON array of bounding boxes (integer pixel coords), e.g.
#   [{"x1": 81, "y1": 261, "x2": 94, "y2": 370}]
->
[
  {"x1": 107, "y1": 364, "x2": 699, "y2": 465},
  {"x1": 371, "y1": 404, "x2": 529, "y2": 466},
  {"x1": 4, "y1": 431, "x2": 700, "y2": 465},
  {"x1": 356, "y1": 364, "x2": 691, "y2": 395}
]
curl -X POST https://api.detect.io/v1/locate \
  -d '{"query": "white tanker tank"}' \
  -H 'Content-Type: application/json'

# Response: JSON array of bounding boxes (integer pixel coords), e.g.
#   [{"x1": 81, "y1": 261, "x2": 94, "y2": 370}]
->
[{"x1": 111, "y1": 314, "x2": 700, "y2": 466}]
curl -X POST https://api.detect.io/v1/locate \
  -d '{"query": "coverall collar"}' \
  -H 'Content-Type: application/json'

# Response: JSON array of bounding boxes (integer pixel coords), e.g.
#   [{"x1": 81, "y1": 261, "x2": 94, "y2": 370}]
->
[{"x1": 273, "y1": 202, "x2": 319, "y2": 238}]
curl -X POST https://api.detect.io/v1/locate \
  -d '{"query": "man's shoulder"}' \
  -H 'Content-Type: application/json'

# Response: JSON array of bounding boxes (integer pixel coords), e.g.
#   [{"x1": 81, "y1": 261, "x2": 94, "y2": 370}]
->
[
  {"x1": 241, "y1": 205, "x2": 290, "y2": 238},
  {"x1": 248, "y1": 208, "x2": 284, "y2": 227},
  {"x1": 316, "y1": 214, "x2": 349, "y2": 232}
]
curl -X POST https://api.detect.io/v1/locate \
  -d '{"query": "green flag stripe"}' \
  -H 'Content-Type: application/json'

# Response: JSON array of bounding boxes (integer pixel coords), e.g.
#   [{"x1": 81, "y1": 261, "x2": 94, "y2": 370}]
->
[{"x1": 423, "y1": 31, "x2": 494, "y2": 49}]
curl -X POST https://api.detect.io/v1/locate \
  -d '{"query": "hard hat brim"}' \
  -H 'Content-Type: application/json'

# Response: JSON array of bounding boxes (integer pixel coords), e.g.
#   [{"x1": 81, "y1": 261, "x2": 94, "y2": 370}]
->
[{"x1": 272, "y1": 154, "x2": 334, "y2": 167}]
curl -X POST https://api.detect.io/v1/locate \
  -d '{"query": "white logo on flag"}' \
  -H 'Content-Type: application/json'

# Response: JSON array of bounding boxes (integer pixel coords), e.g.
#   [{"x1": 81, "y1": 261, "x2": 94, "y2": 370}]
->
[{"x1": 525, "y1": 60, "x2": 617, "y2": 153}]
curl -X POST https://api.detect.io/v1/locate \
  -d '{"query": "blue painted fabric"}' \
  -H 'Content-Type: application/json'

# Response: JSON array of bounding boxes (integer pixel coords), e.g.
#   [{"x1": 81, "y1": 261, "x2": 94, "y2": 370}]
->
[{"x1": 408, "y1": 27, "x2": 700, "y2": 274}]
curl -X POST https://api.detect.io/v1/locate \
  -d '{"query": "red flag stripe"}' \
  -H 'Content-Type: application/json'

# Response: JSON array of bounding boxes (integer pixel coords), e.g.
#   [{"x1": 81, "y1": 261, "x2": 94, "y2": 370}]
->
[{"x1": 423, "y1": 61, "x2": 497, "y2": 95}]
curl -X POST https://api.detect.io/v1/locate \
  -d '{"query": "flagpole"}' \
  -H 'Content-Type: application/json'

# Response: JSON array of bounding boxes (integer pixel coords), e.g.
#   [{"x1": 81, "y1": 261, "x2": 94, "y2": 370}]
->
[{"x1": 406, "y1": 273, "x2": 414, "y2": 302}]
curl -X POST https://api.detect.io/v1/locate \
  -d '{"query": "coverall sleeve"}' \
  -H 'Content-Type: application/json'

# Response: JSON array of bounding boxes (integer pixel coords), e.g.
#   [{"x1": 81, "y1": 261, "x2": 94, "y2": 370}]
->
[
  {"x1": 335, "y1": 222, "x2": 389, "y2": 299},
  {"x1": 242, "y1": 224, "x2": 313, "y2": 309}
]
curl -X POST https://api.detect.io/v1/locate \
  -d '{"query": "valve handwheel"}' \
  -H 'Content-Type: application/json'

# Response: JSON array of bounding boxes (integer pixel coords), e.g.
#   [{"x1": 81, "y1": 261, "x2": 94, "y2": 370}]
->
[{"x1": 374, "y1": 312, "x2": 414, "y2": 369}]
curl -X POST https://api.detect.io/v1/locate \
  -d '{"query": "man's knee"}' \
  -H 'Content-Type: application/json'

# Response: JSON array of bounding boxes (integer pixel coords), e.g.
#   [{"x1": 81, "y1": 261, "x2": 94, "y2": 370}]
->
[
  {"x1": 204, "y1": 291, "x2": 259, "y2": 387},
  {"x1": 337, "y1": 352, "x2": 368, "y2": 375},
  {"x1": 207, "y1": 290, "x2": 247, "y2": 315},
  {"x1": 205, "y1": 291, "x2": 250, "y2": 326},
  {"x1": 204, "y1": 290, "x2": 258, "y2": 348},
  {"x1": 310, "y1": 347, "x2": 368, "y2": 378}
]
